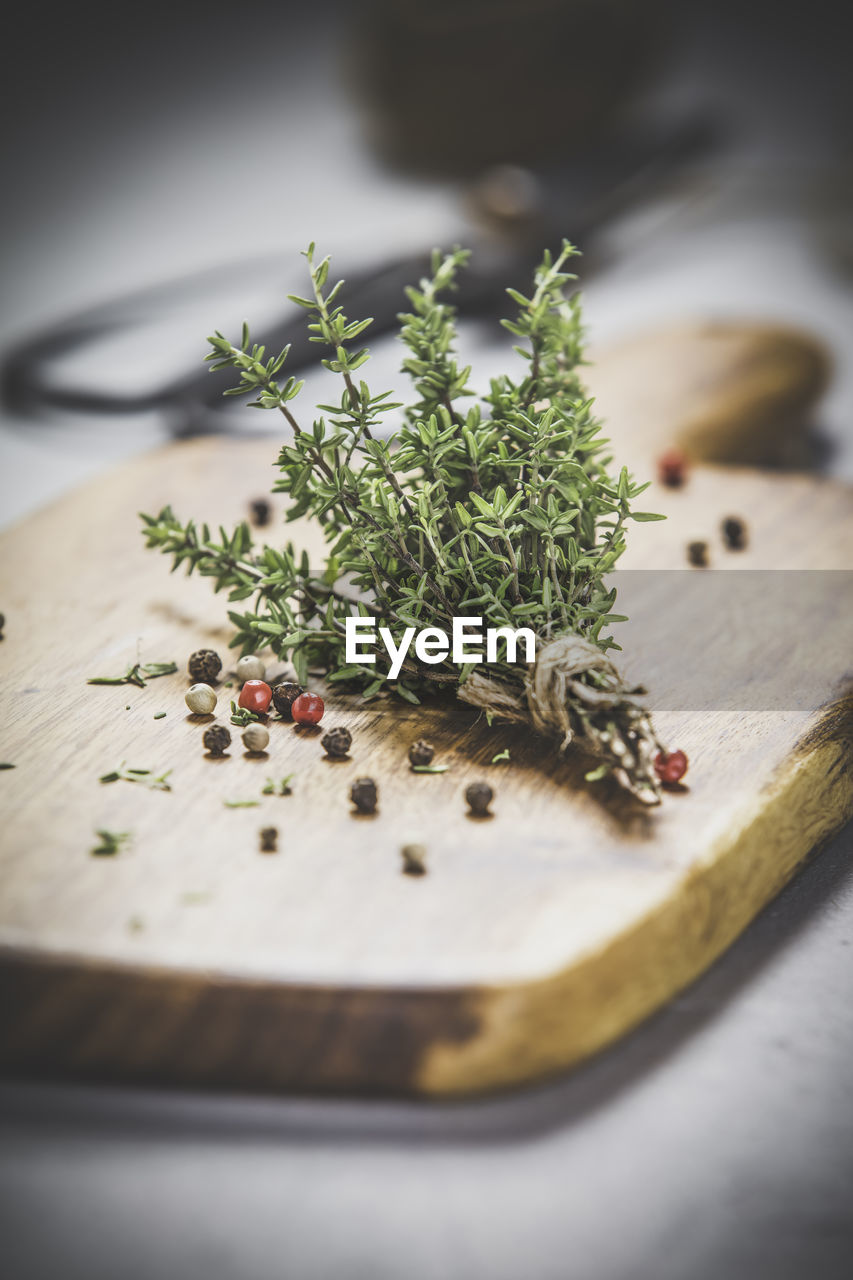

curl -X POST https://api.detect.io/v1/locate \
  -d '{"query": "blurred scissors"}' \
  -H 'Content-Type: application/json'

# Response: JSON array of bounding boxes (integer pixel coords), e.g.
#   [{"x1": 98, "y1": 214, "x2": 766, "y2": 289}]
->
[{"x1": 1, "y1": 116, "x2": 715, "y2": 438}]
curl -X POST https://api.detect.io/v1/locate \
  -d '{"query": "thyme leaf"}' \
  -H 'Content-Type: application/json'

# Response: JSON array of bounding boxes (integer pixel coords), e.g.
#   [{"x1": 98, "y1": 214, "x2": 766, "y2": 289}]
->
[{"x1": 91, "y1": 829, "x2": 131, "y2": 857}]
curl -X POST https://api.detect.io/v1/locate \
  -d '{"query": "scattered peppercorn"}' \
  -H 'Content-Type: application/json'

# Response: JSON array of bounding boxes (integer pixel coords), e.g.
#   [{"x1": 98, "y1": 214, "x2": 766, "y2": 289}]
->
[
  {"x1": 291, "y1": 691, "x2": 325, "y2": 725},
  {"x1": 466, "y1": 773, "x2": 491, "y2": 814},
  {"x1": 401, "y1": 843, "x2": 427, "y2": 876},
  {"x1": 322, "y1": 727, "x2": 352, "y2": 758},
  {"x1": 465, "y1": 780, "x2": 493, "y2": 816},
  {"x1": 0, "y1": 612, "x2": 5, "y2": 638},
  {"x1": 242, "y1": 722, "x2": 270, "y2": 753},
  {"x1": 203, "y1": 724, "x2": 231, "y2": 757},
  {"x1": 236, "y1": 654, "x2": 266, "y2": 682},
  {"x1": 350, "y1": 776, "x2": 378, "y2": 813},
  {"x1": 271, "y1": 681, "x2": 304, "y2": 719},
  {"x1": 249, "y1": 497, "x2": 272, "y2": 527},
  {"x1": 185, "y1": 683, "x2": 217, "y2": 715},
  {"x1": 654, "y1": 749, "x2": 689, "y2": 785},
  {"x1": 408, "y1": 739, "x2": 435, "y2": 768},
  {"x1": 238, "y1": 679, "x2": 272, "y2": 714},
  {"x1": 657, "y1": 448, "x2": 688, "y2": 488},
  {"x1": 188, "y1": 648, "x2": 222, "y2": 684},
  {"x1": 687, "y1": 540, "x2": 709, "y2": 568},
  {"x1": 721, "y1": 516, "x2": 748, "y2": 551},
  {"x1": 259, "y1": 826, "x2": 278, "y2": 853}
]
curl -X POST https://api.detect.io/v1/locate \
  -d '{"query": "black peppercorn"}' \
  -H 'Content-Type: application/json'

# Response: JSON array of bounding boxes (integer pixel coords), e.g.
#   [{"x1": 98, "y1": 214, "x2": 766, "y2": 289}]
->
[
  {"x1": 465, "y1": 780, "x2": 493, "y2": 816},
  {"x1": 271, "y1": 681, "x2": 304, "y2": 719},
  {"x1": 259, "y1": 826, "x2": 278, "y2": 853},
  {"x1": 249, "y1": 497, "x2": 272, "y2": 527},
  {"x1": 350, "y1": 776, "x2": 378, "y2": 813},
  {"x1": 0, "y1": 611, "x2": 5, "y2": 638},
  {"x1": 687, "y1": 540, "x2": 709, "y2": 568},
  {"x1": 322, "y1": 727, "x2": 352, "y2": 758},
  {"x1": 188, "y1": 648, "x2": 222, "y2": 684},
  {"x1": 203, "y1": 724, "x2": 231, "y2": 756},
  {"x1": 408, "y1": 739, "x2": 435, "y2": 767},
  {"x1": 401, "y1": 843, "x2": 427, "y2": 876},
  {"x1": 721, "y1": 516, "x2": 748, "y2": 551}
]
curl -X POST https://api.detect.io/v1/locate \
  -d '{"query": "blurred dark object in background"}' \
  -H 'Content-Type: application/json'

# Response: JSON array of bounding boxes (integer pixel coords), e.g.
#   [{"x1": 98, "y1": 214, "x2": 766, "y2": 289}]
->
[{"x1": 351, "y1": 0, "x2": 676, "y2": 176}]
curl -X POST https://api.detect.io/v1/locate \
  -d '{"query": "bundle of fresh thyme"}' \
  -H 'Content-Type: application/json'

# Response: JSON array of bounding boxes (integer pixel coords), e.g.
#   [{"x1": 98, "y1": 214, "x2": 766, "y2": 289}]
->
[{"x1": 142, "y1": 242, "x2": 667, "y2": 801}]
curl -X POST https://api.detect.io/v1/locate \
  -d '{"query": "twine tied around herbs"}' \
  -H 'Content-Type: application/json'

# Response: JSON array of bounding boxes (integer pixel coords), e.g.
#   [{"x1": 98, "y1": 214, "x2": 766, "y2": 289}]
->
[{"x1": 457, "y1": 634, "x2": 664, "y2": 804}]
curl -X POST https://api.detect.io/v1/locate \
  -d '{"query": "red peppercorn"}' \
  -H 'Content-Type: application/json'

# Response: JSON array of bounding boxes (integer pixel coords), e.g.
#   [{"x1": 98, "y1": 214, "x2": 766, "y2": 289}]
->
[
  {"x1": 654, "y1": 749, "x2": 689, "y2": 785},
  {"x1": 657, "y1": 448, "x2": 688, "y2": 488},
  {"x1": 238, "y1": 680, "x2": 272, "y2": 714},
  {"x1": 291, "y1": 691, "x2": 325, "y2": 725}
]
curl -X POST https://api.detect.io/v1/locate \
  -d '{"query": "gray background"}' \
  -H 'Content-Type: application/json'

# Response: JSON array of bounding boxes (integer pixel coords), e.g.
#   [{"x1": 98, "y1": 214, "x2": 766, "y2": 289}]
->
[{"x1": 1, "y1": 2, "x2": 851, "y2": 1276}]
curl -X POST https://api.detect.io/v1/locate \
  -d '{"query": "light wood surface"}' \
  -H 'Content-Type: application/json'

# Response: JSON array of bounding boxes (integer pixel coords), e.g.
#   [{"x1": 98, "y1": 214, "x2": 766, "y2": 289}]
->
[{"x1": 0, "y1": 322, "x2": 850, "y2": 1096}]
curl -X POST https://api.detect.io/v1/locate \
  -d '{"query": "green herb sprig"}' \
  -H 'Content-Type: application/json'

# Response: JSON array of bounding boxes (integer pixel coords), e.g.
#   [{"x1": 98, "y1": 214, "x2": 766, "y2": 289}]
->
[
  {"x1": 99, "y1": 762, "x2": 173, "y2": 791},
  {"x1": 88, "y1": 661, "x2": 177, "y2": 688},
  {"x1": 142, "y1": 242, "x2": 666, "y2": 799}
]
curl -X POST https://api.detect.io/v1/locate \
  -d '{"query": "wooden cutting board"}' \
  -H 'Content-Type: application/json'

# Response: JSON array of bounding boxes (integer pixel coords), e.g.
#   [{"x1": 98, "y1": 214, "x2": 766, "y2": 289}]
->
[{"x1": 0, "y1": 321, "x2": 850, "y2": 1097}]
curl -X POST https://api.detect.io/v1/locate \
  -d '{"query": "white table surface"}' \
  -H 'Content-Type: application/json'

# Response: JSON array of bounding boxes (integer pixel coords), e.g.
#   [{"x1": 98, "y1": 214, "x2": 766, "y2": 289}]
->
[{"x1": 1, "y1": 4, "x2": 851, "y2": 1277}]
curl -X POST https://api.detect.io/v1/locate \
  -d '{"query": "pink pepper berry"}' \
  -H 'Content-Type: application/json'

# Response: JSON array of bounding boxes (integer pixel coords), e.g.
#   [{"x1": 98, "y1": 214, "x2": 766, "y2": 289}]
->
[
  {"x1": 238, "y1": 680, "x2": 272, "y2": 714},
  {"x1": 291, "y1": 692, "x2": 325, "y2": 725},
  {"x1": 654, "y1": 749, "x2": 689, "y2": 785}
]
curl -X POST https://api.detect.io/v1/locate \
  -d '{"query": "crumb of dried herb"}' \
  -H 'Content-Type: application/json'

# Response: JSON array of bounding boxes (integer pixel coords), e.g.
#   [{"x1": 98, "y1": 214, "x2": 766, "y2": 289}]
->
[
  {"x1": 490, "y1": 748, "x2": 510, "y2": 764},
  {"x1": 261, "y1": 774, "x2": 295, "y2": 796},
  {"x1": 91, "y1": 829, "x2": 131, "y2": 857},
  {"x1": 99, "y1": 763, "x2": 172, "y2": 791}
]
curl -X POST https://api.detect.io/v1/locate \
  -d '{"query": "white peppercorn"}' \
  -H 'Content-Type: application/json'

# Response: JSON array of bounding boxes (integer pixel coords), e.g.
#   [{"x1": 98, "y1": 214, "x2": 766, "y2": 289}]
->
[
  {"x1": 237, "y1": 654, "x2": 266, "y2": 682},
  {"x1": 185, "y1": 684, "x2": 217, "y2": 715},
  {"x1": 242, "y1": 722, "x2": 270, "y2": 754}
]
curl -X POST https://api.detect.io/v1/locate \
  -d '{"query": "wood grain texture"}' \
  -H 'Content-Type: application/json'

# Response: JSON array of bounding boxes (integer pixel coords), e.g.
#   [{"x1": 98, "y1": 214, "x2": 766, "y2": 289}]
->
[{"x1": 0, "y1": 323, "x2": 850, "y2": 1096}]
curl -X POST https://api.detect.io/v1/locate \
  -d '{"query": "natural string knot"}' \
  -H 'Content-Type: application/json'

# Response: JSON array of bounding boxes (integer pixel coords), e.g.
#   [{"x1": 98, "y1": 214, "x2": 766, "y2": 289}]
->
[{"x1": 457, "y1": 634, "x2": 661, "y2": 801}]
